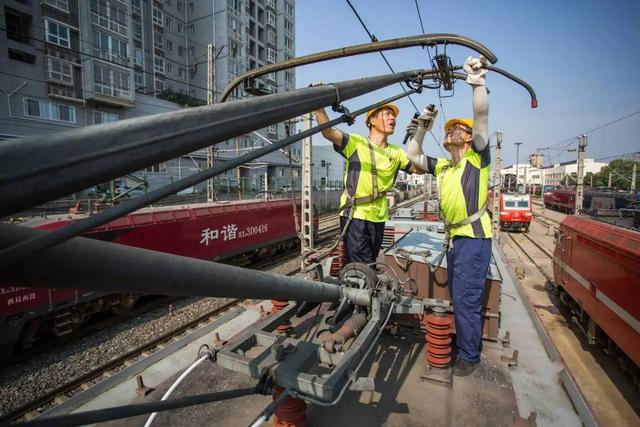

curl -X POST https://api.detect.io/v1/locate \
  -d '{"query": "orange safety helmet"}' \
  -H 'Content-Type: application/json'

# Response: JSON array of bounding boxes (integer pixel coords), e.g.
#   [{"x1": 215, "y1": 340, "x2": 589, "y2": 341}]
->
[{"x1": 365, "y1": 103, "x2": 399, "y2": 127}]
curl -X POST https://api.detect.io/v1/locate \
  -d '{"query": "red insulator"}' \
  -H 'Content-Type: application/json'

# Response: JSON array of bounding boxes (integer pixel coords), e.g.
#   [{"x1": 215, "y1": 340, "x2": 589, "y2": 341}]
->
[
  {"x1": 273, "y1": 385, "x2": 306, "y2": 427},
  {"x1": 270, "y1": 300, "x2": 292, "y2": 334},
  {"x1": 328, "y1": 241, "x2": 346, "y2": 277},
  {"x1": 424, "y1": 312, "x2": 453, "y2": 368}
]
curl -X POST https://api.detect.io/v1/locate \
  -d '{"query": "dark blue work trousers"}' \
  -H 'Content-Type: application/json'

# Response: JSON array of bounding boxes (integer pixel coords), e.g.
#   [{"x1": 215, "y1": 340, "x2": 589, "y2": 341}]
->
[
  {"x1": 340, "y1": 217, "x2": 385, "y2": 264},
  {"x1": 446, "y1": 236, "x2": 492, "y2": 363}
]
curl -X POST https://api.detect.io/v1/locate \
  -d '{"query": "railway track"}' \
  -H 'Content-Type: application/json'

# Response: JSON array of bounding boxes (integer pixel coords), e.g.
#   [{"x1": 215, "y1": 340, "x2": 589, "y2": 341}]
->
[
  {"x1": 502, "y1": 230, "x2": 640, "y2": 425},
  {"x1": 1, "y1": 298, "x2": 243, "y2": 424}
]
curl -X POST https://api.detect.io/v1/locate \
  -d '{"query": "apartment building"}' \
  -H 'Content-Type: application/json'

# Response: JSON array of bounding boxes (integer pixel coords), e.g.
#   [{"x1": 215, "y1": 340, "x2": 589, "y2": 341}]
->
[{"x1": 0, "y1": 0, "x2": 298, "y2": 195}]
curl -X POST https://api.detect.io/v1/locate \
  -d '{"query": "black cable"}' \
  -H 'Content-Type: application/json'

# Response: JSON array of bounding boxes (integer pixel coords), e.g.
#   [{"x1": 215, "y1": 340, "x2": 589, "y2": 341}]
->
[
  {"x1": 539, "y1": 108, "x2": 640, "y2": 151},
  {"x1": 0, "y1": 88, "x2": 420, "y2": 268},
  {"x1": 414, "y1": 0, "x2": 426, "y2": 34},
  {"x1": 303, "y1": 302, "x2": 323, "y2": 341},
  {"x1": 9, "y1": 387, "x2": 257, "y2": 427},
  {"x1": 344, "y1": 0, "x2": 420, "y2": 114}
]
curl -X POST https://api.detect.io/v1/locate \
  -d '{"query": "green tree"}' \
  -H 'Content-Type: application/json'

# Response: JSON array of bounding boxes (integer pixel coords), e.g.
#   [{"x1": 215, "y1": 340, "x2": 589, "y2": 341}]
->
[{"x1": 593, "y1": 159, "x2": 636, "y2": 190}]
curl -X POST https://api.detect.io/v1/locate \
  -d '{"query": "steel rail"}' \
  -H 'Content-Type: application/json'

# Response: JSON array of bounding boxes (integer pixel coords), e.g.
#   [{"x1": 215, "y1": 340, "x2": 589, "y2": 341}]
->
[
  {"x1": 0, "y1": 86, "x2": 423, "y2": 270},
  {"x1": 220, "y1": 33, "x2": 497, "y2": 101},
  {"x1": 0, "y1": 70, "x2": 427, "y2": 218}
]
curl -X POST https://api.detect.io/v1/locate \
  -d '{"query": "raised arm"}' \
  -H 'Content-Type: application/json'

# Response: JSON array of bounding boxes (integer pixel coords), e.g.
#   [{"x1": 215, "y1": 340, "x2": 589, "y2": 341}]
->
[
  {"x1": 464, "y1": 56, "x2": 489, "y2": 152},
  {"x1": 314, "y1": 108, "x2": 346, "y2": 148},
  {"x1": 405, "y1": 106, "x2": 438, "y2": 173}
]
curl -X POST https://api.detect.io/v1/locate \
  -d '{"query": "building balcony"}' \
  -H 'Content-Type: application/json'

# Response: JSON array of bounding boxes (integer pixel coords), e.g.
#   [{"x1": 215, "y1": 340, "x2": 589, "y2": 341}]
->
[
  {"x1": 48, "y1": 82, "x2": 84, "y2": 104},
  {"x1": 46, "y1": 44, "x2": 81, "y2": 64},
  {"x1": 87, "y1": 91, "x2": 134, "y2": 108}
]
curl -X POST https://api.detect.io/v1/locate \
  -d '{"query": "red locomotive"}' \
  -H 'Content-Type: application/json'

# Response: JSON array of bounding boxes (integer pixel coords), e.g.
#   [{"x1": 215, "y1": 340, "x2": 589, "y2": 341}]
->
[
  {"x1": 488, "y1": 191, "x2": 533, "y2": 232},
  {"x1": 553, "y1": 215, "x2": 640, "y2": 379},
  {"x1": 0, "y1": 198, "x2": 311, "y2": 357}
]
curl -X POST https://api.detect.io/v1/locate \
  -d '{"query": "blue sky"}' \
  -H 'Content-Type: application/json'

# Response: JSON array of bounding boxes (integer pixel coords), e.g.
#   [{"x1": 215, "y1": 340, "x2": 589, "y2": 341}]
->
[{"x1": 294, "y1": 0, "x2": 640, "y2": 167}]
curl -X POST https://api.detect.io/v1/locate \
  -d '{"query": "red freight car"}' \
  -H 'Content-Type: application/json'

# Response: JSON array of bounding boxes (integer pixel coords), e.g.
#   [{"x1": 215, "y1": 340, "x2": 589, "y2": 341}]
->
[
  {"x1": 0, "y1": 198, "x2": 307, "y2": 356},
  {"x1": 553, "y1": 216, "x2": 640, "y2": 373}
]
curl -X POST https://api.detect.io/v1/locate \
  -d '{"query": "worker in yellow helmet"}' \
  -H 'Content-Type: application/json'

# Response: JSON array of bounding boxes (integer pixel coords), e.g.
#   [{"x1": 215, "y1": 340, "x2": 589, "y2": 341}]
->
[
  {"x1": 313, "y1": 102, "x2": 424, "y2": 264},
  {"x1": 406, "y1": 56, "x2": 492, "y2": 377}
]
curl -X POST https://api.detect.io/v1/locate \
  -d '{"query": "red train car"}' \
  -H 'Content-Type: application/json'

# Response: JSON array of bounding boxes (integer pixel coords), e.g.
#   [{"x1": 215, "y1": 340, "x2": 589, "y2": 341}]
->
[
  {"x1": 543, "y1": 188, "x2": 575, "y2": 213},
  {"x1": 1, "y1": 198, "x2": 307, "y2": 356},
  {"x1": 488, "y1": 192, "x2": 532, "y2": 232},
  {"x1": 553, "y1": 216, "x2": 640, "y2": 375}
]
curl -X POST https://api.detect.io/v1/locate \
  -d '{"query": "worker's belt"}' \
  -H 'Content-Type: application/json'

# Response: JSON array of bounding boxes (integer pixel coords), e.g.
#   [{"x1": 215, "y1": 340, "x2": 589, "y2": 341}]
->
[
  {"x1": 430, "y1": 203, "x2": 487, "y2": 271},
  {"x1": 338, "y1": 138, "x2": 386, "y2": 213}
]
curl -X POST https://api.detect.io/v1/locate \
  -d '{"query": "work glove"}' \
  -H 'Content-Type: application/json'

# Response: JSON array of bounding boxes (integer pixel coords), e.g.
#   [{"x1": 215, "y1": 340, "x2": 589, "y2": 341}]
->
[
  {"x1": 463, "y1": 55, "x2": 489, "y2": 86},
  {"x1": 405, "y1": 105, "x2": 438, "y2": 136}
]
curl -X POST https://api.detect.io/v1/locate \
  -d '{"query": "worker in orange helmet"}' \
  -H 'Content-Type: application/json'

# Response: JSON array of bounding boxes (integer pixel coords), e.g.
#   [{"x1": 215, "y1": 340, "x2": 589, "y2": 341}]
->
[
  {"x1": 313, "y1": 102, "x2": 424, "y2": 264},
  {"x1": 406, "y1": 56, "x2": 493, "y2": 377}
]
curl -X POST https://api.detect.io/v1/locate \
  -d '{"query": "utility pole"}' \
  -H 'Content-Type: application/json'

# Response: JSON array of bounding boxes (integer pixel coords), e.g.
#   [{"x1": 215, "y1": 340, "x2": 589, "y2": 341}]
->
[
  {"x1": 301, "y1": 113, "x2": 314, "y2": 269},
  {"x1": 631, "y1": 163, "x2": 637, "y2": 190},
  {"x1": 236, "y1": 138, "x2": 242, "y2": 200},
  {"x1": 206, "y1": 44, "x2": 216, "y2": 202},
  {"x1": 608, "y1": 171, "x2": 612, "y2": 188},
  {"x1": 514, "y1": 142, "x2": 523, "y2": 193},
  {"x1": 575, "y1": 135, "x2": 587, "y2": 215},
  {"x1": 492, "y1": 132, "x2": 502, "y2": 238}
]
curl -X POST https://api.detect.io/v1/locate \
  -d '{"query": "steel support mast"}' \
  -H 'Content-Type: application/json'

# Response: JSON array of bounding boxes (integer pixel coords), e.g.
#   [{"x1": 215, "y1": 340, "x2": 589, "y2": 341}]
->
[
  {"x1": 492, "y1": 132, "x2": 503, "y2": 238},
  {"x1": 301, "y1": 113, "x2": 314, "y2": 268},
  {"x1": 575, "y1": 135, "x2": 587, "y2": 215}
]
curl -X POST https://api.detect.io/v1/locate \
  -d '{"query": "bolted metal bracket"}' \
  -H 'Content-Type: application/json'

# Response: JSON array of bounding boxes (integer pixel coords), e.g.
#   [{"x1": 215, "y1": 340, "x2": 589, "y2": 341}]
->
[
  {"x1": 501, "y1": 349, "x2": 519, "y2": 368},
  {"x1": 135, "y1": 374, "x2": 155, "y2": 397}
]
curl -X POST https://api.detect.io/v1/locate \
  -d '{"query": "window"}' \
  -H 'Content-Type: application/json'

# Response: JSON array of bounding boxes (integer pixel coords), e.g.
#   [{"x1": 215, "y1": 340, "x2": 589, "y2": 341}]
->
[
  {"x1": 94, "y1": 31, "x2": 128, "y2": 65},
  {"x1": 166, "y1": 39, "x2": 173, "y2": 52},
  {"x1": 266, "y1": 48, "x2": 275, "y2": 62},
  {"x1": 178, "y1": 67, "x2": 185, "y2": 77},
  {"x1": 284, "y1": 2, "x2": 293, "y2": 16},
  {"x1": 189, "y1": 46, "x2": 195, "y2": 57},
  {"x1": 44, "y1": 0, "x2": 69, "y2": 11},
  {"x1": 46, "y1": 57, "x2": 74, "y2": 85},
  {"x1": 90, "y1": 0, "x2": 128, "y2": 36},
  {"x1": 284, "y1": 37, "x2": 293, "y2": 50},
  {"x1": 6, "y1": 9, "x2": 29, "y2": 44},
  {"x1": 152, "y1": 8, "x2": 163, "y2": 25},
  {"x1": 188, "y1": 2, "x2": 194, "y2": 13},
  {"x1": 177, "y1": 23, "x2": 184, "y2": 34},
  {"x1": 24, "y1": 98, "x2": 76, "y2": 123},
  {"x1": 321, "y1": 160, "x2": 326, "y2": 167},
  {"x1": 154, "y1": 57, "x2": 165, "y2": 73},
  {"x1": 93, "y1": 111, "x2": 119, "y2": 124},
  {"x1": 284, "y1": 19, "x2": 293, "y2": 36},
  {"x1": 267, "y1": 124, "x2": 276, "y2": 134},
  {"x1": 155, "y1": 78, "x2": 165, "y2": 92},
  {"x1": 178, "y1": 45, "x2": 185, "y2": 57},
  {"x1": 189, "y1": 24, "x2": 195, "y2": 36},
  {"x1": 134, "y1": 71, "x2": 145, "y2": 89},
  {"x1": 166, "y1": 62, "x2": 173, "y2": 75},
  {"x1": 177, "y1": 1, "x2": 184, "y2": 13},
  {"x1": 146, "y1": 163, "x2": 167, "y2": 173},
  {"x1": 517, "y1": 200, "x2": 529, "y2": 208},
  {"x1": 133, "y1": 48, "x2": 144, "y2": 66},
  {"x1": 132, "y1": 0, "x2": 141, "y2": 14},
  {"x1": 266, "y1": 11, "x2": 275, "y2": 26},
  {"x1": 45, "y1": 19, "x2": 70, "y2": 48},
  {"x1": 8, "y1": 49, "x2": 36, "y2": 64},
  {"x1": 94, "y1": 62, "x2": 130, "y2": 98},
  {"x1": 165, "y1": 16, "x2": 172, "y2": 29}
]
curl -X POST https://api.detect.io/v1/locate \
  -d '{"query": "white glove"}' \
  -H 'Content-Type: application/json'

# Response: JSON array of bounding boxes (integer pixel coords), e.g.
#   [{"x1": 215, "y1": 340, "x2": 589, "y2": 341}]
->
[
  {"x1": 464, "y1": 55, "x2": 489, "y2": 86},
  {"x1": 405, "y1": 106, "x2": 438, "y2": 136}
]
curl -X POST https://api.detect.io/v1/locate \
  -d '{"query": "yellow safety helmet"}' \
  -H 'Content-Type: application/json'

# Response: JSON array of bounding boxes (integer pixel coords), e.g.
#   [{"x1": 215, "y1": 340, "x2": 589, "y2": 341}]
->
[
  {"x1": 444, "y1": 118, "x2": 473, "y2": 132},
  {"x1": 365, "y1": 103, "x2": 399, "y2": 127}
]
